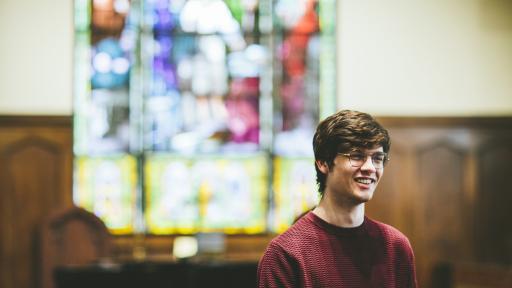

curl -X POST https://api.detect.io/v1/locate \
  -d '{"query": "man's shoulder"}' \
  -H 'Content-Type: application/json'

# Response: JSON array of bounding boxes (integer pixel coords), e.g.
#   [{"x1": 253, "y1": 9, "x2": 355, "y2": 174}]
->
[
  {"x1": 366, "y1": 217, "x2": 412, "y2": 247},
  {"x1": 269, "y1": 213, "x2": 318, "y2": 249}
]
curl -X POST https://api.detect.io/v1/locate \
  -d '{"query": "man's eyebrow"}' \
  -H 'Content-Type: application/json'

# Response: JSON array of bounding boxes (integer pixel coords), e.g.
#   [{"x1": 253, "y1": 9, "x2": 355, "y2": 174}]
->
[{"x1": 349, "y1": 149, "x2": 385, "y2": 154}]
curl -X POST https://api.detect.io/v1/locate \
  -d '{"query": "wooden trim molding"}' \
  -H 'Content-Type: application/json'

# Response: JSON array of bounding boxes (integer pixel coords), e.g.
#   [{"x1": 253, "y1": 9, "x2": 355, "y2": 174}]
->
[
  {"x1": 377, "y1": 116, "x2": 512, "y2": 128},
  {"x1": 0, "y1": 115, "x2": 509, "y2": 128},
  {"x1": 0, "y1": 115, "x2": 72, "y2": 127}
]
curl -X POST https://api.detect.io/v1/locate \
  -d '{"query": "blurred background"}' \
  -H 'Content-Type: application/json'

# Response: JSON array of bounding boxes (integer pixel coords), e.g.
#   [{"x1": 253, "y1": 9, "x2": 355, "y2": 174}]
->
[{"x1": 0, "y1": 0, "x2": 511, "y2": 287}]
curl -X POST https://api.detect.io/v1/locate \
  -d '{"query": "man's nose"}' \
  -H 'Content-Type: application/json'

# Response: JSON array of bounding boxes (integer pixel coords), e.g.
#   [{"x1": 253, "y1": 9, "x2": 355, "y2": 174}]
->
[{"x1": 360, "y1": 156, "x2": 377, "y2": 172}]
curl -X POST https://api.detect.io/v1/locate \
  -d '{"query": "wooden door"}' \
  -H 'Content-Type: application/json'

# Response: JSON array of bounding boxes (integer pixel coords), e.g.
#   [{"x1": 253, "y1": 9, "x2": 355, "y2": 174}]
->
[{"x1": 0, "y1": 116, "x2": 73, "y2": 288}]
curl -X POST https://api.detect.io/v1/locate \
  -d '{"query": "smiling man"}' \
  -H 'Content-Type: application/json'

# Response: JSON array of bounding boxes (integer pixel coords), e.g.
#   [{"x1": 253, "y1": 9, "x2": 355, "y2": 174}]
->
[{"x1": 258, "y1": 110, "x2": 418, "y2": 288}]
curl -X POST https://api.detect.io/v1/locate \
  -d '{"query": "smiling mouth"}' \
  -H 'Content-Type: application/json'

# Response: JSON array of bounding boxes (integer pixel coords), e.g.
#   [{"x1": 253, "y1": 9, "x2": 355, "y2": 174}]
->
[{"x1": 355, "y1": 178, "x2": 375, "y2": 185}]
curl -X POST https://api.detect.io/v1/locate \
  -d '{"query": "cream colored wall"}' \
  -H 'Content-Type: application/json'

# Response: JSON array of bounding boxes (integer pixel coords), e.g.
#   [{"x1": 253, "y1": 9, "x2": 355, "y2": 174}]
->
[
  {"x1": 1, "y1": 0, "x2": 511, "y2": 116},
  {"x1": 337, "y1": 0, "x2": 512, "y2": 116},
  {"x1": 0, "y1": 0, "x2": 73, "y2": 115}
]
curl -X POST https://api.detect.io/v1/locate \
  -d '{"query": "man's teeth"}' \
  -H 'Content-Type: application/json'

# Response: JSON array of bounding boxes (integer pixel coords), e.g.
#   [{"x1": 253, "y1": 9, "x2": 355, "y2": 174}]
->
[{"x1": 356, "y1": 178, "x2": 372, "y2": 184}]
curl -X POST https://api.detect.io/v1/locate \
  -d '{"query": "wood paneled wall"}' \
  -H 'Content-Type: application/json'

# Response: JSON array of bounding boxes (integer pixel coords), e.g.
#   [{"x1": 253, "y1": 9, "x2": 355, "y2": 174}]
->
[
  {"x1": 0, "y1": 116, "x2": 73, "y2": 288},
  {"x1": 0, "y1": 115, "x2": 510, "y2": 288},
  {"x1": 369, "y1": 117, "x2": 512, "y2": 287}
]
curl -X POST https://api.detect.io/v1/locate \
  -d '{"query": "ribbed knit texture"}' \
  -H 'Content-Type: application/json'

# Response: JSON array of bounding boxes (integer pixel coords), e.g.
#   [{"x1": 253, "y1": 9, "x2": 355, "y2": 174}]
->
[{"x1": 258, "y1": 212, "x2": 417, "y2": 288}]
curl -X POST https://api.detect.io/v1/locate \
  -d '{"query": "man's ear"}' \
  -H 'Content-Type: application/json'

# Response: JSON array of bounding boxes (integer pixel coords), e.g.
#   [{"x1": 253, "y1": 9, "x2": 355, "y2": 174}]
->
[{"x1": 316, "y1": 160, "x2": 329, "y2": 174}]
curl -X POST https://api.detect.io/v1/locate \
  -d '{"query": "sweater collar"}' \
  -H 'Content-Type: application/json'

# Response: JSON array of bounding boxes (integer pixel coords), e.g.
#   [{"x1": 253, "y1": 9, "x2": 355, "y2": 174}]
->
[{"x1": 305, "y1": 211, "x2": 368, "y2": 236}]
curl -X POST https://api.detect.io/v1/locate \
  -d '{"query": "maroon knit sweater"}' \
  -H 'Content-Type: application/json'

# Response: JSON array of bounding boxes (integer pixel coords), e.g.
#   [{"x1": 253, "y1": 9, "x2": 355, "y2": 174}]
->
[{"x1": 258, "y1": 212, "x2": 417, "y2": 288}]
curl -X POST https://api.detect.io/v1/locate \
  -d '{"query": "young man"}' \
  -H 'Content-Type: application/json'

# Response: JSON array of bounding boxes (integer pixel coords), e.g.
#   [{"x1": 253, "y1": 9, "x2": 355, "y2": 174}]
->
[{"x1": 258, "y1": 110, "x2": 417, "y2": 288}]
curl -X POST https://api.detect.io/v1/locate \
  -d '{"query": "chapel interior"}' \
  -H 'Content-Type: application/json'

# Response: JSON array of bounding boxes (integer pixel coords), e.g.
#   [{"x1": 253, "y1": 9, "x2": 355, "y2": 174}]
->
[{"x1": 0, "y1": 0, "x2": 511, "y2": 287}]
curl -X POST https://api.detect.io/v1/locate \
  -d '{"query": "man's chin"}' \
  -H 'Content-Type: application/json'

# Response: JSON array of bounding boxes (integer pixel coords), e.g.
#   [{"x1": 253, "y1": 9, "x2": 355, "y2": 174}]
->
[{"x1": 354, "y1": 191, "x2": 374, "y2": 203}]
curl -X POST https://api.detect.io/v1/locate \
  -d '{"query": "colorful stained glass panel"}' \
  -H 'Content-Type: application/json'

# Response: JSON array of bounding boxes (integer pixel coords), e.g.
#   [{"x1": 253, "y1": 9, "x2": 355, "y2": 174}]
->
[
  {"x1": 145, "y1": 155, "x2": 200, "y2": 234},
  {"x1": 145, "y1": 153, "x2": 268, "y2": 234},
  {"x1": 74, "y1": 155, "x2": 138, "y2": 234},
  {"x1": 272, "y1": 156, "x2": 319, "y2": 233}
]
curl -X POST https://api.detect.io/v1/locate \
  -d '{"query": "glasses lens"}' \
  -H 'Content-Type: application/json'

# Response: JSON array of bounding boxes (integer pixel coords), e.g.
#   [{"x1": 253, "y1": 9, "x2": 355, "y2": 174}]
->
[
  {"x1": 348, "y1": 152, "x2": 365, "y2": 167},
  {"x1": 372, "y1": 153, "x2": 387, "y2": 168},
  {"x1": 348, "y1": 152, "x2": 387, "y2": 168}
]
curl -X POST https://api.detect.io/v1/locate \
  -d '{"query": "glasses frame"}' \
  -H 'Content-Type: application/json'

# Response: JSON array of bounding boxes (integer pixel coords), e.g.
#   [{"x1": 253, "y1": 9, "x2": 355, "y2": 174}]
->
[{"x1": 338, "y1": 152, "x2": 390, "y2": 169}]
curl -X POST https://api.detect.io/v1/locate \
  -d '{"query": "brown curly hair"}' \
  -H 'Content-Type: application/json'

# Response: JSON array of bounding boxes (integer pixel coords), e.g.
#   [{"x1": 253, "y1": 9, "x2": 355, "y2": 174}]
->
[{"x1": 313, "y1": 110, "x2": 390, "y2": 195}]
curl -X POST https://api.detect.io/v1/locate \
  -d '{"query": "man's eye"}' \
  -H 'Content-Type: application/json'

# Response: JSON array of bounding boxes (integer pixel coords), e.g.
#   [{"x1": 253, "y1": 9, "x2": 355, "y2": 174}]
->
[
  {"x1": 373, "y1": 154, "x2": 385, "y2": 162},
  {"x1": 350, "y1": 153, "x2": 365, "y2": 161}
]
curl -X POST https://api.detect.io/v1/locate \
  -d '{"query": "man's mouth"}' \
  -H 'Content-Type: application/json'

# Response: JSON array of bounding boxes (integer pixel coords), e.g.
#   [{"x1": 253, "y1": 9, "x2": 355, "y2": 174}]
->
[{"x1": 354, "y1": 177, "x2": 375, "y2": 185}]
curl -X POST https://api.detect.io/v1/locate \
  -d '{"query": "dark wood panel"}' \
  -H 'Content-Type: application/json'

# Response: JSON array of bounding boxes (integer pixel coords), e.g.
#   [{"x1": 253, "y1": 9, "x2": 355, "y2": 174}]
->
[
  {"x1": 419, "y1": 142, "x2": 467, "y2": 258},
  {"x1": 367, "y1": 143, "x2": 409, "y2": 231},
  {"x1": 0, "y1": 116, "x2": 72, "y2": 288},
  {"x1": 368, "y1": 119, "x2": 512, "y2": 287},
  {"x1": 416, "y1": 142, "x2": 469, "y2": 285},
  {"x1": 4, "y1": 139, "x2": 63, "y2": 288},
  {"x1": 477, "y1": 138, "x2": 512, "y2": 265}
]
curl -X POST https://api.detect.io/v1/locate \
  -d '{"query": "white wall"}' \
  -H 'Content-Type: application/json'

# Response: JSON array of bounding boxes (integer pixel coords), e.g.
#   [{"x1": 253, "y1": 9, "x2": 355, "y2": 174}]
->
[
  {"x1": 1, "y1": 0, "x2": 511, "y2": 116},
  {"x1": 0, "y1": 0, "x2": 73, "y2": 115},
  {"x1": 337, "y1": 0, "x2": 512, "y2": 116}
]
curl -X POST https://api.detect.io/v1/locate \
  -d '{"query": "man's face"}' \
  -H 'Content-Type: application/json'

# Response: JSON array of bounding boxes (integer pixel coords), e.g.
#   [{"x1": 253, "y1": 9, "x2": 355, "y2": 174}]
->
[{"x1": 318, "y1": 146, "x2": 385, "y2": 205}]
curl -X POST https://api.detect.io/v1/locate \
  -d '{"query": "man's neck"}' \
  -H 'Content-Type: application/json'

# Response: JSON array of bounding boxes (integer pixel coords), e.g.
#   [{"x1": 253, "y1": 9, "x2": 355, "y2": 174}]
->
[{"x1": 312, "y1": 194, "x2": 365, "y2": 228}]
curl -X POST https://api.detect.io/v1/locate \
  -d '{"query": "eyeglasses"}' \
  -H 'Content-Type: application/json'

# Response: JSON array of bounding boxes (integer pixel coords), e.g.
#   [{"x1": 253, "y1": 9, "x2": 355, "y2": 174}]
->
[{"x1": 338, "y1": 152, "x2": 389, "y2": 169}]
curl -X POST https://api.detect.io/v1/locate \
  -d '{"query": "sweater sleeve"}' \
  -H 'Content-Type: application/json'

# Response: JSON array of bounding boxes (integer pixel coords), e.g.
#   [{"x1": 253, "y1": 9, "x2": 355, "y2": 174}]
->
[
  {"x1": 407, "y1": 243, "x2": 418, "y2": 288},
  {"x1": 400, "y1": 236, "x2": 418, "y2": 288},
  {"x1": 257, "y1": 241, "x2": 300, "y2": 288}
]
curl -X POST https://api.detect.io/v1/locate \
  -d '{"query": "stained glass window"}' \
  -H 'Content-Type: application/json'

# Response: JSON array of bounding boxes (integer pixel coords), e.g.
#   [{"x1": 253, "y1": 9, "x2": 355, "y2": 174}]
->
[
  {"x1": 272, "y1": 0, "x2": 336, "y2": 231},
  {"x1": 73, "y1": 0, "x2": 336, "y2": 234},
  {"x1": 74, "y1": 155, "x2": 137, "y2": 234},
  {"x1": 145, "y1": 154, "x2": 267, "y2": 234}
]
